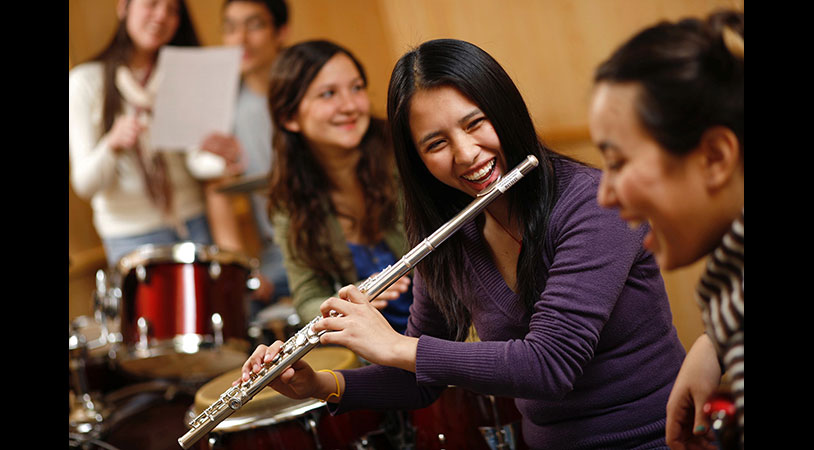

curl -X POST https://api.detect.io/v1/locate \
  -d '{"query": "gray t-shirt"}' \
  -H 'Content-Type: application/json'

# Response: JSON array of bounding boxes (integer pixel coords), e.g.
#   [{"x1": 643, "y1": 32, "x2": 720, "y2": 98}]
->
[{"x1": 234, "y1": 83, "x2": 289, "y2": 298}]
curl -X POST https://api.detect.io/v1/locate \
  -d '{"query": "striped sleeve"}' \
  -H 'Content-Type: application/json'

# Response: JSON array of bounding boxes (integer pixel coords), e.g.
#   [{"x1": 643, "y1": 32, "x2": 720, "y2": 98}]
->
[{"x1": 696, "y1": 209, "x2": 744, "y2": 446}]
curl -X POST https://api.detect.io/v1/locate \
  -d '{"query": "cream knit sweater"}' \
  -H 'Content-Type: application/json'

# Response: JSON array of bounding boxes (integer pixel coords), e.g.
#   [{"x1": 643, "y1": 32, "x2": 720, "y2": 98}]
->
[{"x1": 69, "y1": 61, "x2": 225, "y2": 238}]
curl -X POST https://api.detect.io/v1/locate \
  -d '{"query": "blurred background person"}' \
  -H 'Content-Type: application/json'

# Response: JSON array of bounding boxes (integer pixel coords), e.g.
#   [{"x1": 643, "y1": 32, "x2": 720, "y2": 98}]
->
[
  {"x1": 69, "y1": 0, "x2": 242, "y2": 267},
  {"x1": 199, "y1": 0, "x2": 293, "y2": 320}
]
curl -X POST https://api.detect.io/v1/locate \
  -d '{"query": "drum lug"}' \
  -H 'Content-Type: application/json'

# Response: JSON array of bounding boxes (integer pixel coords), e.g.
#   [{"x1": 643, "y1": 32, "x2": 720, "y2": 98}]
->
[
  {"x1": 246, "y1": 271, "x2": 260, "y2": 291},
  {"x1": 136, "y1": 317, "x2": 150, "y2": 352},
  {"x1": 211, "y1": 313, "x2": 224, "y2": 348},
  {"x1": 207, "y1": 432, "x2": 224, "y2": 450},
  {"x1": 94, "y1": 269, "x2": 121, "y2": 318},
  {"x1": 94, "y1": 269, "x2": 107, "y2": 320},
  {"x1": 209, "y1": 261, "x2": 221, "y2": 280},
  {"x1": 304, "y1": 415, "x2": 323, "y2": 450},
  {"x1": 135, "y1": 264, "x2": 147, "y2": 282}
]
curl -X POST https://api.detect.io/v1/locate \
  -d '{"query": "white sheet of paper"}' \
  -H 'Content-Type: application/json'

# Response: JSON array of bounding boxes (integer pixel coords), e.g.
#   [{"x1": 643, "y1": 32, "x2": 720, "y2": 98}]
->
[{"x1": 150, "y1": 45, "x2": 242, "y2": 150}]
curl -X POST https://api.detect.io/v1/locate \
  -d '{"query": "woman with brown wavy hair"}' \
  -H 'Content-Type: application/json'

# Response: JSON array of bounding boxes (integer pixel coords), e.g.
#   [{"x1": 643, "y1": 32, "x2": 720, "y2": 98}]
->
[{"x1": 266, "y1": 40, "x2": 413, "y2": 333}]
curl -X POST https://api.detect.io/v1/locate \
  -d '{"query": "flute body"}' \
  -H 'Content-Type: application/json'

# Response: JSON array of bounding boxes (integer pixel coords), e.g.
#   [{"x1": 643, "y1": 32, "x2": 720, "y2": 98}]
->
[{"x1": 178, "y1": 155, "x2": 539, "y2": 449}]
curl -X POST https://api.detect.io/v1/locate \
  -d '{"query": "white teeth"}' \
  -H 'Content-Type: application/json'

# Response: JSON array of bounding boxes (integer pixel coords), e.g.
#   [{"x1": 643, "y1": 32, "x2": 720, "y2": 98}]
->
[{"x1": 463, "y1": 159, "x2": 495, "y2": 181}]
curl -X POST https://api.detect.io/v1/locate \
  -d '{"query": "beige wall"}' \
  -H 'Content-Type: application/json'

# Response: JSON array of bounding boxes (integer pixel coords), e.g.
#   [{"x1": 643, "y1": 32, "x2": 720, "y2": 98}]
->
[{"x1": 68, "y1": 0, "x2": 742, "y2": 349}]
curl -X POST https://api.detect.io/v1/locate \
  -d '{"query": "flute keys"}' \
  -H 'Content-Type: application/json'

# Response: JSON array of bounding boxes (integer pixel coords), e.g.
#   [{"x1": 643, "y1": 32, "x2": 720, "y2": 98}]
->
[{"x1": 305, "y1": 321, "x2": 321, "y2": 344}]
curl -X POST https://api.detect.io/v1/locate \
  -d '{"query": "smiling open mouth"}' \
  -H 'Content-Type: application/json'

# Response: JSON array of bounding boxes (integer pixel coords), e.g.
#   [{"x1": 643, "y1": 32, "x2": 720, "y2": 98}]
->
[{"x1": 462, "y1": 158, "x2": 496, "y2": 183}]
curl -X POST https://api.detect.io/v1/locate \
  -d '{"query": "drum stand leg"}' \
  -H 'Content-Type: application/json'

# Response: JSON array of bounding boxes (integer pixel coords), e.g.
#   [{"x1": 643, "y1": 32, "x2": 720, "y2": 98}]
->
[
  {"x1": 69, "y1": 330, "x2": 112, "y2": 445},
  {"x1": 69, "y1": 433, "x2": 123, "y2": 450},
  {"x1": 349, "y1": 410, "x2": 415, "y2": 450},
  {"x1": 302, "y1": 412, "x2": 323, "y2": 450},
  {"x1": 382, "y1": 410, "x2": 415, "y2": 450},
  {"x1": 477, "y1": 395, "x2": 516, "y2": 450}
]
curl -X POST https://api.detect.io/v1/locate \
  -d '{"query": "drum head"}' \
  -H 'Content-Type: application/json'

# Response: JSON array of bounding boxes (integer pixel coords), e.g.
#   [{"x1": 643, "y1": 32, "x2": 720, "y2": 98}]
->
[
  {"x1": 192, "y1": 346, "x2": 361, "y2": 433},
  {"x1": 119, "y1": 347, "x2": 246, "y2": 382},
  {"x1": 118, "y1": 341, "x2": 250, "y2": 381}
]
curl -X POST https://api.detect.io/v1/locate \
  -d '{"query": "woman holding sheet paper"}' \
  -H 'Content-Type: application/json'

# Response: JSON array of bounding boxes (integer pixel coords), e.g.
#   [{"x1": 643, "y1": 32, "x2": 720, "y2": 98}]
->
[{"x1": 69, "y1": 0, "x2": 242, "y2": 266}]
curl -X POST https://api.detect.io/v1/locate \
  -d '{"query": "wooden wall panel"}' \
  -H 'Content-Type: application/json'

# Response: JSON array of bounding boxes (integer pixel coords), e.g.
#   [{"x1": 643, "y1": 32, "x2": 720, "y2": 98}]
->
[
  {"x1": 185, "y1": 0, "x2": 226, "y2": 46},
  {"x1": 375, "y1": 0, "x2": 743, "y2": 141},
  {"x1": 281, "y1": 0, "x2": 396, "y2": 118},
  {"x1": 68, "y1": 0, "x2": 117, "y2": 68}
]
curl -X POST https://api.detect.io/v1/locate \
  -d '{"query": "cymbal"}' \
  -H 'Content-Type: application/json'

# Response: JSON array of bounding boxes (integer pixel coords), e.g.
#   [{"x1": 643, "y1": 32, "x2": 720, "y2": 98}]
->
[{"x1": 215, "y1": 173, "x2": 269, "y2": 193}]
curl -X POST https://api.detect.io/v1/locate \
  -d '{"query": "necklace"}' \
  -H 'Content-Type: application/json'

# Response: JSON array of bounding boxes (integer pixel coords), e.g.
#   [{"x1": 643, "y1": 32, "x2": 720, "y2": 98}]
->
[{"x1": 485, "y1": 210, "x2": 523, "y2": 250}]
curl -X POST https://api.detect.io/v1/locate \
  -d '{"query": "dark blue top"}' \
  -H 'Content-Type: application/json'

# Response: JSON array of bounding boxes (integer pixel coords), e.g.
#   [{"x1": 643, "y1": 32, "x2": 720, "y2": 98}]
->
[{"x1": 347, "y1": 240, "x2": 413, "y2": 334}]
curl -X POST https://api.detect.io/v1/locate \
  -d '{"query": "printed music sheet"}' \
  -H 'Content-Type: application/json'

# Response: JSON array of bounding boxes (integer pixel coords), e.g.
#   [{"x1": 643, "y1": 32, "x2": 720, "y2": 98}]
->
[{"x1": 150, "y1": 45, "x2": 242, "y2": 151}]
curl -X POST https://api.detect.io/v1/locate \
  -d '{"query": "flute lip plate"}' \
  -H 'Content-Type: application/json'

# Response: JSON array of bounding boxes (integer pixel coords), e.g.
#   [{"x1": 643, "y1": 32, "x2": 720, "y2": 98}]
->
[
  {"x1": 476, "y1": 174, "x2": 502, "y2": 197},
  {"x1": 475, "y1": 155, "x2": 537, "y2": 198}
]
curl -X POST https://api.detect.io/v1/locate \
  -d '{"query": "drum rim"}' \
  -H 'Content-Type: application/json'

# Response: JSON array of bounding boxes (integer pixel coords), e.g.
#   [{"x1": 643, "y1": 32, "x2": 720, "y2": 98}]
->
[
  {"x1": 184, "y1": 398, "x2": 326, "y2": 434},
  {"x1": 119, "y1": 334, "x2": 249, "y2": 356},
  {"x1": 121, "y1": 333, "x2": 217, "y2": 359},
  {"x1": 116, "y1": 242, "x2": 258, "y2": 275},
  {"x1": 116, "y1": 337, "x2": 249, "y2": 379}
]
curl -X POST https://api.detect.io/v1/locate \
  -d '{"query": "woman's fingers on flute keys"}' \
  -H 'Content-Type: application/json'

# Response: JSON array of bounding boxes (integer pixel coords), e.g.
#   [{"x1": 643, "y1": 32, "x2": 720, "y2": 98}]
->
[
  {"x1": 237, "y1": 341, "x2": 284, "y2": 384},
  {"x1": 236, "y1": 344, "x2": 265, "y2": 385},
  {"x1": 338, "y1": 284, "x2": 369, "y2": 304}
]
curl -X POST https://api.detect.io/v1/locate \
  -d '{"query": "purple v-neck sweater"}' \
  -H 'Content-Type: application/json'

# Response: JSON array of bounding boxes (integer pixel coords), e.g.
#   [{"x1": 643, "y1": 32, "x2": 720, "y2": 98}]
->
[{"x1": 332, "y1": 158, "x2": 685, "y2": 449}]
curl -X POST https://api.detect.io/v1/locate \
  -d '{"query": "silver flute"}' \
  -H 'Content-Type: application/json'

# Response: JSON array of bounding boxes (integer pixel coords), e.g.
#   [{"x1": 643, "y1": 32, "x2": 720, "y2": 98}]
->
[{"x1": 178, "y1": 155, "x2": 539, "y2": 449}]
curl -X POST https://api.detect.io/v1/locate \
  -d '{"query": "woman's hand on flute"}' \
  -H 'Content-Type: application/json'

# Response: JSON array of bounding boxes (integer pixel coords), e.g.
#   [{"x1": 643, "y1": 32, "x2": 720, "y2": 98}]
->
[
  {"x1": 235, "y1": 341, "x2": 344, "y2": 403},
  {"x1": 369, "y1": 274, "x2": 411, "y2": 310},
  {"x1": 315, "y1": 285, "x2": 418, "y2": 373}
]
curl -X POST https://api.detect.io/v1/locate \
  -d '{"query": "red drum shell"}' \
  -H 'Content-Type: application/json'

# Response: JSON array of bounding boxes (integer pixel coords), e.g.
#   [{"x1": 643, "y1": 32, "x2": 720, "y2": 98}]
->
[
  {"x1": 410, "y1": 387, "x2": 526, "y2": 450},
  {"x1": 116, "y1": 243, "x2": 255, "y2": 380}
]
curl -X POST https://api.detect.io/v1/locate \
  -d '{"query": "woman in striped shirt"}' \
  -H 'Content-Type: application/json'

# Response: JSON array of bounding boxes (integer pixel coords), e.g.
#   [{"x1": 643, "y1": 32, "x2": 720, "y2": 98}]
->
[{"x1": 588, "y1": 9, "x2": 743, "y2": 449}]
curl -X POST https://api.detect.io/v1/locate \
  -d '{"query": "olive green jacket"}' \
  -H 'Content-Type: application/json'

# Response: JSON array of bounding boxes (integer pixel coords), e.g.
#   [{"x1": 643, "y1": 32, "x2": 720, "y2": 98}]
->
[{"x1": 271, "y1": 204, "x2": 408, "y2": 323}]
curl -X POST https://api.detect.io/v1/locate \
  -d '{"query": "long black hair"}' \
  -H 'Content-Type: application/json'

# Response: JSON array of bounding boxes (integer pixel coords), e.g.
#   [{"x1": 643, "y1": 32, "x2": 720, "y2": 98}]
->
[
  {"x1": 594, "y1": 9, "x2": 743, "y2": 157},
  {"x1": 387, "y1": 39, "x2": 565, "y2": 340}
]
